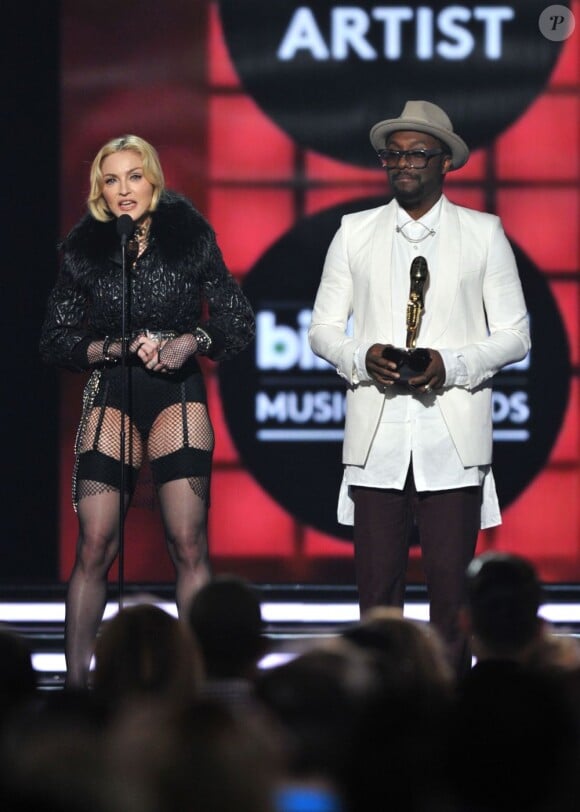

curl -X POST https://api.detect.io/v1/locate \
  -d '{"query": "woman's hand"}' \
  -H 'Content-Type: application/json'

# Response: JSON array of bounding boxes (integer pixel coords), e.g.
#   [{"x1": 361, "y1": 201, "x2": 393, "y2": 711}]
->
[
  {"x1": 133, "y1": 333, "x2": 169, "y2": 373},
  {"x1": 132, "y1": 332, "x2": 200, "y2": 373}
]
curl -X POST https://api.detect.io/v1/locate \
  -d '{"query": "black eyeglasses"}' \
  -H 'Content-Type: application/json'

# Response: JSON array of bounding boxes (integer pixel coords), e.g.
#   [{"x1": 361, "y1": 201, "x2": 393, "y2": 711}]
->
[{"x1": 377, "y1": 148, "x2": 445, "y2": 169}]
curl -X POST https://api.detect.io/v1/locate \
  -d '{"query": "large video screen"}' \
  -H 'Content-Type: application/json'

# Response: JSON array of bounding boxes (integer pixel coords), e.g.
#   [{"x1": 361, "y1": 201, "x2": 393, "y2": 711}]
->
[{"x1": 55, "y1": 0, "x2": 579, "y2": 586}]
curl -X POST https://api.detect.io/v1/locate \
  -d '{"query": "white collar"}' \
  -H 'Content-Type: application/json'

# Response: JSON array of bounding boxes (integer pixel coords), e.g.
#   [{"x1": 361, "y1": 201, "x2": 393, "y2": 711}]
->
[{"x1": 395, "y1": 196, "x2": 443, "y2": 243}]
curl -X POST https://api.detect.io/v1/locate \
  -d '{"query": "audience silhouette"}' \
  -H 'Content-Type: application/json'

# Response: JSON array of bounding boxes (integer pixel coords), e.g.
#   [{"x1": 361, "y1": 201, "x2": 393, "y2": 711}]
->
[
  {"x1": 93, "y1": 601, "x2": 202, "y2": 716},
  {"x1": 257, "y1": 639, "x2": 377, "y2": 780},
  {"x1": 0, "y1": 560, "x2": 579, "y2": 811},
  {"x1": 460, "y1": 550, "x2": 544, "y2": 663},
  {"x1": 0, "y1": 626, "x2": 38, "y2": 725},
  {"x1": 187, "y1": 574, "x2": 268, "y2": 705},
  {"x1": 340, "y1": 609, "x2": 456, "y2": 811}
]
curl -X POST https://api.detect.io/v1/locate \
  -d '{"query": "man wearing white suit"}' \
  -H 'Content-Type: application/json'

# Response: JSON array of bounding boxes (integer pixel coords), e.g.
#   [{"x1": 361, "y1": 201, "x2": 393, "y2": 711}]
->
[{"x1": 309, "y1": 101, "x2": 530, "y2": 675}]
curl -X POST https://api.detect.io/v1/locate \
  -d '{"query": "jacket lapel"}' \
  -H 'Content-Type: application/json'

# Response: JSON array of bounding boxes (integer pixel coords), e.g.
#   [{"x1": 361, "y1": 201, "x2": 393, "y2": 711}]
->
[
  {"x1": 423, "y1": 196, "x2": 461, "y2": 345},
  {"x1": 368, "y1": 201, "x2": 397, "y2": 341}
]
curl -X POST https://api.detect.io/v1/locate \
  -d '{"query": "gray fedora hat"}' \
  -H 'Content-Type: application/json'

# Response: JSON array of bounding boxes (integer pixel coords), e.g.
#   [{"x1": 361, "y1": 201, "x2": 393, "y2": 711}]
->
[{"x1": 369, "y1": 100, "x2": 470, "y2": 170}]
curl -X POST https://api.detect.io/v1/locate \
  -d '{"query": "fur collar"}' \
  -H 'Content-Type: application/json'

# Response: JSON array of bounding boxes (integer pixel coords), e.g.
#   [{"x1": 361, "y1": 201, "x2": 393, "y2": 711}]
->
[{"x1": 62, "y1": 191, "x2": 213, "y2": 283}]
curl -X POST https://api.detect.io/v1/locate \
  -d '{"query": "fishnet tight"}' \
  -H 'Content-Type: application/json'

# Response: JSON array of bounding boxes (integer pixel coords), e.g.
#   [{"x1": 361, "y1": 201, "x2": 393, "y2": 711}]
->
[
  {"x1": 148, "y1": 402, "x2": 214, "y2": 503},
  {"x1": 66, "y1": 402, "x2": 213, "y2": 688}
]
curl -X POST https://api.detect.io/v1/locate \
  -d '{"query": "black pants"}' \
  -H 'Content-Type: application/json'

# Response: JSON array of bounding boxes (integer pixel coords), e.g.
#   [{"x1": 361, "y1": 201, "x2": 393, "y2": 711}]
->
[{"x1": 351, "y1": 467, "x2": 481, "y2": 677}]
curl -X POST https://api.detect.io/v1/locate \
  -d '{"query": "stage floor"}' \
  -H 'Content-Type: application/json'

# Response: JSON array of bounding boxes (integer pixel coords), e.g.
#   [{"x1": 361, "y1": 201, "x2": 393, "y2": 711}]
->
[{"x1": 2, "y1": 583, "x2": 580, "y2": 689}]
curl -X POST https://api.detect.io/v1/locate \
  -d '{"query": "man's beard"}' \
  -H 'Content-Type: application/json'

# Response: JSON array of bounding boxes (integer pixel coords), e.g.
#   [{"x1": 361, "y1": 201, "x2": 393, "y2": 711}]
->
[{"x1": 390, "y1": 173, "x2": 423, "y2": 207}]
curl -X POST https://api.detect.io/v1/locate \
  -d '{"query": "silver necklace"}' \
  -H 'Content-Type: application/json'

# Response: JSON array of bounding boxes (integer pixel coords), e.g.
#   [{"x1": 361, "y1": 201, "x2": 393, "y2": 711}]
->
[{"x1": 396, "y1": 220, "x2": 436, "y2": 243}]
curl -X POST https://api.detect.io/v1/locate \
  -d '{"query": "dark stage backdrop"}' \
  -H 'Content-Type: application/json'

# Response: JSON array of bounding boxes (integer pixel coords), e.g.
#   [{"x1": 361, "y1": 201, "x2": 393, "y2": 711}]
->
[
  {"x1": 2, "y1": 2, "x2": 60, "y2": 583},
  {"x1": 3, "y1": 1, "x2": 578, "y2": 589}
]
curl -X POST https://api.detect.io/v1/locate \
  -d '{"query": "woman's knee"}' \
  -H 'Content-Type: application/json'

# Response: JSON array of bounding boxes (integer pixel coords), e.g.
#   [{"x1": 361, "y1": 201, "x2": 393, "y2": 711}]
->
[
  {"x1": 76, "y1": 525, "x2": 119, "y2": 573},
  {"x1": 166, "y1": 526, "x2": 207, "y2": 568}
]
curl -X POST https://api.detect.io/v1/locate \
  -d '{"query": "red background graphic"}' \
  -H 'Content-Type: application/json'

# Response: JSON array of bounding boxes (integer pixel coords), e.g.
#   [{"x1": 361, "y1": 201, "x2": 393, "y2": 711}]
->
[{"x1": 57, "y1": 1, "x2": 579, "y2": 586}]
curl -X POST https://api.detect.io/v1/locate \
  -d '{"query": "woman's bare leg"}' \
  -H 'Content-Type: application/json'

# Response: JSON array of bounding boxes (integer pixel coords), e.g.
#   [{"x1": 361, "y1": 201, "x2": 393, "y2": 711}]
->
[
  {"x1": 157, "y1": 478, "x2": 211, "y2": 615},
  {"x1": 149, "y1": 401, "x2": 214, "y2": 616},
  {"x1": 66, "y1": 405, "x2": 142, "y2": 688},
  {"x1": 65, "y1": 489, "x2": 126, "y2": 688}
]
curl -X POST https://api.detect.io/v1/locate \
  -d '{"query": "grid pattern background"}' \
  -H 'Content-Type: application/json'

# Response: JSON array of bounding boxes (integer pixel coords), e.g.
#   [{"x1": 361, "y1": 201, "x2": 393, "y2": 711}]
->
[
  {"x1": 58, "y1": 1, "x2": 579, "y2": 585},
  {"x1": 204, "y1": 2, "x2": 579, "y2": 584}
]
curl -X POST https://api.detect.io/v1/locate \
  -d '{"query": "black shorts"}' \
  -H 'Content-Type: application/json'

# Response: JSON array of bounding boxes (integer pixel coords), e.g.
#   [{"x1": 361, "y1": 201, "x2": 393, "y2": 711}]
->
[
  {"x1": 94, "y1": 362, "x2": 207, "y2": 437},
  {"x1": 75, "y1": 361, "x2": 212, "y2": 497}
]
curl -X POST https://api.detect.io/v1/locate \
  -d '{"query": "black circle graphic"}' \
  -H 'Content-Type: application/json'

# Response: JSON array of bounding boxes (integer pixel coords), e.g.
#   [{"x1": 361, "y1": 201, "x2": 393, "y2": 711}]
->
[
  {"x1": 218, "y1": 197, "x2": 570, "y2": 540},
  {"x1": 218, "y1": 0, "x2": 567, "y2": 167}
]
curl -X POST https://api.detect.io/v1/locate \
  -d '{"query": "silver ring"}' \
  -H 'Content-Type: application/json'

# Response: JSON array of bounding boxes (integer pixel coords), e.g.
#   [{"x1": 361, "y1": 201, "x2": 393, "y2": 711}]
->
[{"x1": 424, "y1": 385, "x2": 431, "y2": 393}]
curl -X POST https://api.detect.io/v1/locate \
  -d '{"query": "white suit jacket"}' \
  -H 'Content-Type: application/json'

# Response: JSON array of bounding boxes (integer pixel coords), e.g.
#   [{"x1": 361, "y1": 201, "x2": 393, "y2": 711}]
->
[{"x1": 309, "y1": 196, "x2": 531, "y2": 470}]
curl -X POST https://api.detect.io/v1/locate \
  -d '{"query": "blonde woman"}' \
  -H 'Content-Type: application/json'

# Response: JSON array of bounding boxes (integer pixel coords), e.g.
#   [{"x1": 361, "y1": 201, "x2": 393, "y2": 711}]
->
[{"x1": 41, "y1": 135, "x2": 254, "y2": 688}]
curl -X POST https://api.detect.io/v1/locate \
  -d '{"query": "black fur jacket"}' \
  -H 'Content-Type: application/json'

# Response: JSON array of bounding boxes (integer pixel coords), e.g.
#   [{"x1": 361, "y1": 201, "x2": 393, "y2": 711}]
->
[{"x1": 40, "y1": 191, "x2": 255, "y2": 369}]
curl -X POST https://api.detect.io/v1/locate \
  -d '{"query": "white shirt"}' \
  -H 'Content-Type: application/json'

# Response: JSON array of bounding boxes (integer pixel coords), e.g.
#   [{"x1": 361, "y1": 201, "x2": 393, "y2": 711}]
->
[{"x1": 340, "y1": 197, "x2": 500, "y2": 527}]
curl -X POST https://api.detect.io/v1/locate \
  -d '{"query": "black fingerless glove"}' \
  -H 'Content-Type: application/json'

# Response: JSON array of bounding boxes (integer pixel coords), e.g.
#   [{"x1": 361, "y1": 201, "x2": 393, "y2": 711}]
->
[
  {"x1": 158, "y1": 333, "x2": 199, "y2": 371},
  {"x1": 87, "y1": 337, "x2": 121, "y2": 365},
  {"x1": 87, "y1": 335, "x2": 143, "y2": 366}
]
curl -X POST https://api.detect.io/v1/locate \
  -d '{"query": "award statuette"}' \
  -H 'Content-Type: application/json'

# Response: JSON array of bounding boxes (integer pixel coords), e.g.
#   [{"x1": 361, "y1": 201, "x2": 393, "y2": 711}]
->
[
  {"x1": 382, "y1": 256, "x2": 430, "y2": 383},
  {"x1": 406, "y1": 255, "x2": 428, "y2": 349}
]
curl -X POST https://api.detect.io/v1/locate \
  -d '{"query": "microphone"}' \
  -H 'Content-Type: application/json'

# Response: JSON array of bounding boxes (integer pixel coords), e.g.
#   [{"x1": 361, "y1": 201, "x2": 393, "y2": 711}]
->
[{"x1": 116, "y1": 214, "x2": 135, "y2": 245}]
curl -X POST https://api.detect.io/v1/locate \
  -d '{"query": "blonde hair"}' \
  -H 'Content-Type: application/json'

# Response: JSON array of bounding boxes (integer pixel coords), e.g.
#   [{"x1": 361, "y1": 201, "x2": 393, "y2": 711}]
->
[{"x1": 87, "y1": 134, "x2": 165, "y2": 222}]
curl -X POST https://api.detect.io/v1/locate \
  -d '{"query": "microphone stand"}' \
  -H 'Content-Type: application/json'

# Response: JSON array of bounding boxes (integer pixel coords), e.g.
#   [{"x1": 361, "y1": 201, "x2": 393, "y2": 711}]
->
[{"x1": 116, "y1": 215, "x2": 135, "y2": 612}]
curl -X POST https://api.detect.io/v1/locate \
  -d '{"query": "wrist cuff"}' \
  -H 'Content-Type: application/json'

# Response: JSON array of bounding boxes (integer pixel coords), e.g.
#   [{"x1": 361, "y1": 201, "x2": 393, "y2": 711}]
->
[{"x1": 194, "y1": 327, "x2": 213, "y2": 355}]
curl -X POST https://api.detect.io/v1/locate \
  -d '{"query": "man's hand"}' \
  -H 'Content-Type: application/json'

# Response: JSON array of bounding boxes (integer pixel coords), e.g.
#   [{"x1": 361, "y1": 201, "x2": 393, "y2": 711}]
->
[
  {"x1": 365, "y1": 345, "x2": 446, "y2": 394},
  {"x1": 365, "y1": 344, "x2": 400, "y2": 386},
  {"x1": 409, "y1": 349, "x2": 445, "y2": 393}
]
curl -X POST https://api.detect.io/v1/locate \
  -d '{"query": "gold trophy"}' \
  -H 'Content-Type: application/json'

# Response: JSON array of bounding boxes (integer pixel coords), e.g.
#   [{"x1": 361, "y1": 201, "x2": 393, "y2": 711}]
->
[
  {"x1": 382, "y1": 256, "x2": 430, "y2": 384},
  {"x1": 406, "y1": 255, "x2": 428, "y2": 348}
]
